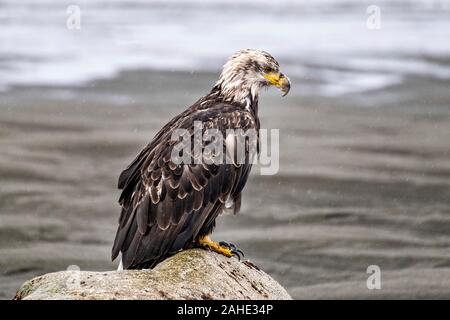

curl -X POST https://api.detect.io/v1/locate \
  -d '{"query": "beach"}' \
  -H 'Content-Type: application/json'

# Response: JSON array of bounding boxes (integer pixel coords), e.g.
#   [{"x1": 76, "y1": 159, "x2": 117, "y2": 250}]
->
[{"x1": 1, "y1": 69, "x2": 450, "y2": 298}]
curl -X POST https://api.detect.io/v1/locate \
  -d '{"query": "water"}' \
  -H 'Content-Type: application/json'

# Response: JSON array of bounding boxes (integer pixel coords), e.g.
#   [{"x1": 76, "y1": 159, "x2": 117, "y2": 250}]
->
[
  {"x1": 1, "y1": 0, "x2": 450, "y2": 299},
  {"x1": 1, "y1": 0, "x2": 450, "y2": 95}
]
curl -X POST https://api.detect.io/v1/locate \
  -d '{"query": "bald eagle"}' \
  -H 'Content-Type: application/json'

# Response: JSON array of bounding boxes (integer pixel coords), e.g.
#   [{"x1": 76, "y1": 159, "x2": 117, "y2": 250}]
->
[{"x1": 112, "y1": 49, "x2": 290, "y2": 269}]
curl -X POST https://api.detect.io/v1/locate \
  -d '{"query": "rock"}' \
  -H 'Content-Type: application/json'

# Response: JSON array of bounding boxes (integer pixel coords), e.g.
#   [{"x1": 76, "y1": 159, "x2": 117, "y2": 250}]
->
[{"x1": 14, "y1": 249, "x2": 292, "y2": 300}]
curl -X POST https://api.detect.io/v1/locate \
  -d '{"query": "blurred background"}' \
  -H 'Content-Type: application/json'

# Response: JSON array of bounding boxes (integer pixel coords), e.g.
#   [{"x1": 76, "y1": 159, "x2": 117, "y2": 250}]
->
[{"x1": 1, "y1": 0, "x2": 450, "y2": 299}]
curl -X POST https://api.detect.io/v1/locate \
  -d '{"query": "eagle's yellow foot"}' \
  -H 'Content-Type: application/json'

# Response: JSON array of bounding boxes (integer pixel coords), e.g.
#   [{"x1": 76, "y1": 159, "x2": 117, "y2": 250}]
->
[{"x1": 198, "y1": 236, "x2": 244, "y2": 260}]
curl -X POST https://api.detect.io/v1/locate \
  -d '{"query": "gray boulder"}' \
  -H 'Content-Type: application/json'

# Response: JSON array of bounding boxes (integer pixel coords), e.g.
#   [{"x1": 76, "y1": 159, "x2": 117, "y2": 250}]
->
[{"x1": 14, "y1": 249, "x2": 292, "y2": 300}]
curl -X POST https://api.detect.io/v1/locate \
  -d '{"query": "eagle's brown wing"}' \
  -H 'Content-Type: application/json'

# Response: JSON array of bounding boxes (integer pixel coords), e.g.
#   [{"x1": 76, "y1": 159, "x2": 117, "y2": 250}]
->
[{"x1": 112, "y1": 101, "x2": 258, "y2": 269}]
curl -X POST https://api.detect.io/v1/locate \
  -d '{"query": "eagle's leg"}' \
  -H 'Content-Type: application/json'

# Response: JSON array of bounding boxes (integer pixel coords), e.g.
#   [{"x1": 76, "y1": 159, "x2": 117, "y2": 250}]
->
[{"x1": 197, "y1": 236, "x2": 243, "y2": 259}]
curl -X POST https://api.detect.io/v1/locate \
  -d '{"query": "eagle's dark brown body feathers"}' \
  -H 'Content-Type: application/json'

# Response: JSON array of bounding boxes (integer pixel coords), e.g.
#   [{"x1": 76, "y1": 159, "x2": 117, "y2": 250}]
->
[{"x1": 112, "y1": 87, "x2": 259, "y2": 269}]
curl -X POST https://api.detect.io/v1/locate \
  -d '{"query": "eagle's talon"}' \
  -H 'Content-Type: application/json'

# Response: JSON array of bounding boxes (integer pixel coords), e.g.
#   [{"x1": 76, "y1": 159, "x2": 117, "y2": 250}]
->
[
  {"x1": 219, "y1": 241, "x2": 244, "y2": 259},
  {"x1": 233, "y1": 249, "x2": 241, "y2": 261},
  {"x1": 198, "y1": 236, "x2": 243, "y2": 259},
  {"x1": 219, "y1": 241, "x2": 234, "y2": 248}
]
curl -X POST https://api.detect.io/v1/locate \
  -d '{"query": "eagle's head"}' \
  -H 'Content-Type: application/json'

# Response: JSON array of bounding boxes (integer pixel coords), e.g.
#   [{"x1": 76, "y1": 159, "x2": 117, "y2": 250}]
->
[{"x1": 216, "y1": 49, "x2": 291, "y2": 104}]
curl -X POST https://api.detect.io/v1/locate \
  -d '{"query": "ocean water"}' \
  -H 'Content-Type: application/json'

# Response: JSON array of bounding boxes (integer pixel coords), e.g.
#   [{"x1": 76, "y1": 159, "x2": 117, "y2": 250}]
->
[
  {"x1": 1, "y1": 0, "x2": 450, "y2": 95},
  {"x1": 1, "y1": 1, "x2": 450, "y2": 299}
]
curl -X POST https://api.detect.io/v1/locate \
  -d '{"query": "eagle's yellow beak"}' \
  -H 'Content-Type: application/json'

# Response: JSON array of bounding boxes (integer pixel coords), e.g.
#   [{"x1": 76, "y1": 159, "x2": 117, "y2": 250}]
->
[{"x1": 263, "y1": 72, "x2": 291, "y2": 96}]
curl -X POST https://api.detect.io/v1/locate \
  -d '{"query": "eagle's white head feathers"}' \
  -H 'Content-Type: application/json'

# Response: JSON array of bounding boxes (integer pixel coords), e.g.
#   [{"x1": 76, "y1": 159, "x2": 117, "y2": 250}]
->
[{"x1": 216, "y1": 49, "x2": 290, "y2": 104}]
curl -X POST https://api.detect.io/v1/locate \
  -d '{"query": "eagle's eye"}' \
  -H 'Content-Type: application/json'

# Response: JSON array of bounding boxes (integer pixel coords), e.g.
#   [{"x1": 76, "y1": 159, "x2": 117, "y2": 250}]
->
[{"x1": 262, "y1": 66, "x2": 273, "y2": 73}]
